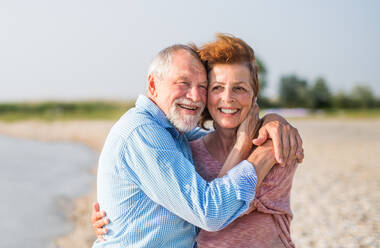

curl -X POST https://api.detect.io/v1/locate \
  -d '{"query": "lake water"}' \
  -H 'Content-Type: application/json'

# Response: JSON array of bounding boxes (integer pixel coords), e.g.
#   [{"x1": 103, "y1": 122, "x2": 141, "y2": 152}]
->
[{"x1": 0, "y1": 135, "x2": 97, "y2": 248}]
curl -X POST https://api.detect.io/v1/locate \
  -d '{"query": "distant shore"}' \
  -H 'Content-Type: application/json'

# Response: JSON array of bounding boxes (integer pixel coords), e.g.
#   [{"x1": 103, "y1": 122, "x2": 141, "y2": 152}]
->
[{"x1": 0, "y1": 119, "x2": 379, "y2": 247}]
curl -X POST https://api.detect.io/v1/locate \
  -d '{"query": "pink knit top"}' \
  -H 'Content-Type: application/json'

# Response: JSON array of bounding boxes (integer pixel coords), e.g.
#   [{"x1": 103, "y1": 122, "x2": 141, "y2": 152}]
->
[{"x1": 190, "y1": 138, "x2": 298, "y2": 248}]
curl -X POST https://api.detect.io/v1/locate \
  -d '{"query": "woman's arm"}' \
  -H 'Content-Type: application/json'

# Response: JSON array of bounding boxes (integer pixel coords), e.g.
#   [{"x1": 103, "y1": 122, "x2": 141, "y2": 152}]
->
[{"x1": 217, "y1": 102, "x2": 261, "y2": 177}]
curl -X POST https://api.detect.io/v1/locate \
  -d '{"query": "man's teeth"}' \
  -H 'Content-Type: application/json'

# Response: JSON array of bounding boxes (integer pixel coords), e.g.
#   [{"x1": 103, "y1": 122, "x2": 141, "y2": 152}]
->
[
  {"x1": 179, "y1": 104, "x2": 197, "y2": 110},
  {"x1": 220, "y1": 108, "x2": 238, "y2": 114}
]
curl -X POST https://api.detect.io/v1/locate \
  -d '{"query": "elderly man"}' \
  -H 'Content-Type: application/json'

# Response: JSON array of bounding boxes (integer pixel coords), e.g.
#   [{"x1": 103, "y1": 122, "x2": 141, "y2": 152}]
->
[{"x1": 93, "y1": 44, "x2": 303, "y2": 247}]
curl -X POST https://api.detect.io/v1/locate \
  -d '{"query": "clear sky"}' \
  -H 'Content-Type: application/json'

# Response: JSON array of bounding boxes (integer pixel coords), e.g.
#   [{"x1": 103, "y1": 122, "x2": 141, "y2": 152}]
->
[{"x1": 1, "y1": 0, "x2": 379, "y2": 102}]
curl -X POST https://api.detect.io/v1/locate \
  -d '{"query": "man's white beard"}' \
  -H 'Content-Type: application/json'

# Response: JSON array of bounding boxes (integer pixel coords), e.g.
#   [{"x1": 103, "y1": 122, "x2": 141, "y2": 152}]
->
[{"x1": 167, "y1": 98, "x2": 204, "y2": 132}]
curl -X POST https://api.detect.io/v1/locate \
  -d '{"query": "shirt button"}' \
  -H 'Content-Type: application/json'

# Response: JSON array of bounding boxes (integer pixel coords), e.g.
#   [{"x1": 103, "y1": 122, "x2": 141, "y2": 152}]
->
[{"x1": 185, "y1": 184, "x2": 191, "y2": 190}]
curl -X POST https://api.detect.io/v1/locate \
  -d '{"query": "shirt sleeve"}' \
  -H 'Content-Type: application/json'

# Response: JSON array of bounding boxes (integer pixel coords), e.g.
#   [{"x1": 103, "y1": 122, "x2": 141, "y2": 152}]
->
[
  {"x1": 185, "y1": 127, "x2": 210, "y2": 141},
  {"x1": 122, "y1": 123, "x2": 257, "y2": 231}
]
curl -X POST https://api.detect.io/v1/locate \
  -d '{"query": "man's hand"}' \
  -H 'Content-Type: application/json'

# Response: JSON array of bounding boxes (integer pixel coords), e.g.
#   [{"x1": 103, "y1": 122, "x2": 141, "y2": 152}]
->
[
  {"x1": 92, "y1": 202, "x2": 109, "y2": 242},
  {"x1": 252, "y1": 113, "x2": 304, "y2": 167}
]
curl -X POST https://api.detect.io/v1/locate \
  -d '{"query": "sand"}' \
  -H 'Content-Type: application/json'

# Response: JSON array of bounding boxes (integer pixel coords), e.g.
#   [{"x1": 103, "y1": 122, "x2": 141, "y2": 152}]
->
[{"x1": 0, "y1": 119, "x2": 379, "y2": 247}]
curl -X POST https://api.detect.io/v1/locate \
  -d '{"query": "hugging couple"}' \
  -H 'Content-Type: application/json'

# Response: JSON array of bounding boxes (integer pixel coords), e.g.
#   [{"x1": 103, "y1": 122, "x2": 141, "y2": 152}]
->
[{"x1": 91, "y1": 33, "x2": 304, "y2": 248}]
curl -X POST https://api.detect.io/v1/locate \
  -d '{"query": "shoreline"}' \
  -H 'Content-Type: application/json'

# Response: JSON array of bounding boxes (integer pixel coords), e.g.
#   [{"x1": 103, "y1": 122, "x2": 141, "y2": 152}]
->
[
  {"x1": 0, "y1": 120, "x2": 114, "y2": 247},
  {"x1": 0, "y1": 119, "x2": 379, "y2": 247}
]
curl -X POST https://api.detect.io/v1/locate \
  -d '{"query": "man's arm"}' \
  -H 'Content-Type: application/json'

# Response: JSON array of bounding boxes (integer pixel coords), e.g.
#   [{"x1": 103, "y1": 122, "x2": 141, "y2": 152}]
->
[
  {"x1": 218, "y1": 102, "x2": 261, "y2": 177},
  {"x1": 117, "y1": 124, "x2": 257, "y2": 231}
]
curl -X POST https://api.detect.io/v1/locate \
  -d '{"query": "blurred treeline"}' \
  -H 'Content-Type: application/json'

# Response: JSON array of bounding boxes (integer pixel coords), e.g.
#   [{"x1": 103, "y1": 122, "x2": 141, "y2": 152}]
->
[
  {"x1": 256, "y1": 59, "x2": 380, "y2": 110},
  {"x1": 0, "y1": 58, "x2": 379, "y2": 121},
  {"x1": 0, "y1": 101, "x2": 135, "y2": 121}
]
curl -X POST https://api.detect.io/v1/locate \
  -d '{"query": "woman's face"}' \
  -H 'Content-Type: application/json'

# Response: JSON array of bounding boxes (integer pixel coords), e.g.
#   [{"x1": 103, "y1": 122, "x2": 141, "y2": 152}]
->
[{"x1": 207, "y1": 63, "x2": 255, "y2": 130}]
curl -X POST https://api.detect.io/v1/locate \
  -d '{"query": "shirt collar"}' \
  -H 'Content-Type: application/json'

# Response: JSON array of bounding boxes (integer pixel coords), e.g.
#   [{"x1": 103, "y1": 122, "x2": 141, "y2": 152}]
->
[{"x1": 135, "y1": 95, "x2": 180, "y2": 138}]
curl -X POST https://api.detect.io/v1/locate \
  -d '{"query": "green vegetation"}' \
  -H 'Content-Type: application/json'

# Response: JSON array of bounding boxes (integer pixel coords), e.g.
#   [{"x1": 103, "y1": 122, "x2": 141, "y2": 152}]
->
[
  {"x1": 274, "y1": 74, "x2": 380, "y2": 110},
  {"x1": 0, "y1": 101, "x2": 135, "y2": 121},
  {"x1": 321, "y1": 108, "x2": 380, "y2": 119}
]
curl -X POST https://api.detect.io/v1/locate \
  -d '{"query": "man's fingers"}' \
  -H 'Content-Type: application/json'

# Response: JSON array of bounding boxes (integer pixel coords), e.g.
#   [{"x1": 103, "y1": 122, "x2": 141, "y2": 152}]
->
[
  {"x1": 252, "y1": 128, "x2": 268, "y2": 146},
  {"x1": 295, "y1": 133, "x2": 304, "y2": 163},
  {"x1": 281, "y1": 127, "x2": 290, "y2": 167},
  {"x1": 271, "y1": 127, "x2": 284, "y2": 165},
  {"x1": 287, "y1": 129, "x2": 298, "y2": 166}
]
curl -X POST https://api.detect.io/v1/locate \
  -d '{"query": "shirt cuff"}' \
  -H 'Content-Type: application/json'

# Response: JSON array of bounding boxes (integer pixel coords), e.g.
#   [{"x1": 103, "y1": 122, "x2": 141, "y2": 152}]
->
[{"x1": 226, "y1": 160, "x2": 257, "y2": 202}]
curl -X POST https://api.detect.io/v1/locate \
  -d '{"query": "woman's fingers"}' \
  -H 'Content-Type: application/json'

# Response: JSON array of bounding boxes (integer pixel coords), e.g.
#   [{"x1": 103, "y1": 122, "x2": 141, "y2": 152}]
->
[
  {"x1": 92, "y1": 202, "x2": 100, "y2": 223},
  {"x1": 97, "y1": 235, "x2": 105, "y2": 242},
  {"x1": 92, "y1": 202, "x2": 109, "y2": 242},
  {"x1": 95, "y1": 216, "x2": 109, "y2": 228}
]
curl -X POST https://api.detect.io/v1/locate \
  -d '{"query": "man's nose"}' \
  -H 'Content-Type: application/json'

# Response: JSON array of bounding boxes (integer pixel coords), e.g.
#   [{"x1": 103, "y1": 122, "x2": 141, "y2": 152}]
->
[{"x1": 187, "y1": 86, "x2": 203, "y2": 102}]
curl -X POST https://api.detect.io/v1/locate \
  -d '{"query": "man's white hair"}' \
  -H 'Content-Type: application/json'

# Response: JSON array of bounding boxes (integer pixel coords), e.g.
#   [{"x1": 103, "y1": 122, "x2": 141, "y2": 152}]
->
[{"x1": 147, "y1": 44, "x2": 200, "y2": 83}]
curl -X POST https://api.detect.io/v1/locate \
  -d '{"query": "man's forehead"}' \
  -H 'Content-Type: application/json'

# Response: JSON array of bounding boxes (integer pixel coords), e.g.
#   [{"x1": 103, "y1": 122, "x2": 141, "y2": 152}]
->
[{"x1": 172, "y1": 50, "x2": 204, "y2": 67}]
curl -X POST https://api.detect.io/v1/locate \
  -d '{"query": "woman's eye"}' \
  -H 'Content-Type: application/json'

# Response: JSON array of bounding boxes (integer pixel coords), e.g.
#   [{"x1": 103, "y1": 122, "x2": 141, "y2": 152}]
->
[{"x1": 211, "y1": 86, "x2": 221, "y2": 91}]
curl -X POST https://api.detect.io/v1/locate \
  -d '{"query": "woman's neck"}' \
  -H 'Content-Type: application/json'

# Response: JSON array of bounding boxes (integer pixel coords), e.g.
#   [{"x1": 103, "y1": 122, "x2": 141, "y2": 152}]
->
[{"x1": 203, "y1": 124, "x2": 237, "y2": 163}]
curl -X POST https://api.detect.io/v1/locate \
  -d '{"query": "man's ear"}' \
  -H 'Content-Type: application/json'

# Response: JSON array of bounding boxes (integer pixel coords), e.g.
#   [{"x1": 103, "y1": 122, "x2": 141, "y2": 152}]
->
[{"x1": 147, "y1": 74, "x2": 158, "y2": 99}]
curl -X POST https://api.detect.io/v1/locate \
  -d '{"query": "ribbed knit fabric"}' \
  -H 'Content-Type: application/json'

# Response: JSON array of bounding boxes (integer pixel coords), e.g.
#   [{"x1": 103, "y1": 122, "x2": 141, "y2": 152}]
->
[{"x1": 191, "y1": 138, "x2": 297, "y2": 248}]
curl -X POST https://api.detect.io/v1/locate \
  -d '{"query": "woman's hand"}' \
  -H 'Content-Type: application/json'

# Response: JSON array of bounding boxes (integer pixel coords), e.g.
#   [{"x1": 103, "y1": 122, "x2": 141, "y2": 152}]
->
[
  {"x1": 235, "y1": 98, "x2": 261, "y2": 151},
  {"x1": 91, "y1": 202, "x2": 109, "y2": 242},
  {"x1": 247, "y1": 139, "x2": 277, "y2": 187}
]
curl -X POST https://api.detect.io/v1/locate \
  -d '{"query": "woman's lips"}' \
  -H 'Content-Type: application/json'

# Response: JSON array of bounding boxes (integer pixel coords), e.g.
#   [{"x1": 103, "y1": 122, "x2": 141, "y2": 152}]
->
[{"x1": 218, "y1": 108, "x2": 239, "y2": 114}]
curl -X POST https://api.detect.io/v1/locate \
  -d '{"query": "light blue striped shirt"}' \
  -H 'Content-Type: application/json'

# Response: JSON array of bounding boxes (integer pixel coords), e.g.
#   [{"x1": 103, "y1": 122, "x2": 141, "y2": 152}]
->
[{"x1": 94, "y1": 95, "x2": 258, "y2": 248}]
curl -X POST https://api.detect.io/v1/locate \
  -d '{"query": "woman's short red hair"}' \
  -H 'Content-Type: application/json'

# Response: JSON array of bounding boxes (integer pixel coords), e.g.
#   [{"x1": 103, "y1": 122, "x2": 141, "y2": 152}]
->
[{"x1": 192, "y1": 33, "x2": 260, "y2": 129}]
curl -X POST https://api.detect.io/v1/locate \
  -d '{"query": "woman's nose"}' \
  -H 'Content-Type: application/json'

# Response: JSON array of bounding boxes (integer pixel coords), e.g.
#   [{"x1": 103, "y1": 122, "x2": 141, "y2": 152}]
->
[{"x1": 222, "y1": 89, "x2": 234, "y2": 103}]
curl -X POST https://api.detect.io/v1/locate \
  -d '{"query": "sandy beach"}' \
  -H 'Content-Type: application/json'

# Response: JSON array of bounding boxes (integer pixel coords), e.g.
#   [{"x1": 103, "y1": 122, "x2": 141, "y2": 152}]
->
[{"x1": 0, "y1": 119, "x2": 379, "y2": 247}]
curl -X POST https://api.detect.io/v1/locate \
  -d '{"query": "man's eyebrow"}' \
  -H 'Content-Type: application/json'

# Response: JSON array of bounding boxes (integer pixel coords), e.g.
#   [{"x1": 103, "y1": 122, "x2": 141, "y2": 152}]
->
[
  {"x1": 210, "y1": 81, "x2": 248, "y2": 85},
  {"x1": 176, "y1": 76, "x2": 207, "y2": 85},
  {"x1": 176, "y1": 76, "x2": 189, "y2": 81}
]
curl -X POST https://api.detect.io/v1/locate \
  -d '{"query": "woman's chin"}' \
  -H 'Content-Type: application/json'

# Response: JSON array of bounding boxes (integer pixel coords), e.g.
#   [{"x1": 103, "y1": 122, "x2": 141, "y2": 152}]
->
[{"x1": 215, "y1": 122, "x2": 240, "y2": 130}]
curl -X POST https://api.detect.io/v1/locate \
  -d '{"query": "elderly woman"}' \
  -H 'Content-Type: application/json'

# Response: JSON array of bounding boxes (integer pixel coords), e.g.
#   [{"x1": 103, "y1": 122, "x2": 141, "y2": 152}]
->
[{"x1": 93, "y1": 34, "x2": 300, "y2": 247}]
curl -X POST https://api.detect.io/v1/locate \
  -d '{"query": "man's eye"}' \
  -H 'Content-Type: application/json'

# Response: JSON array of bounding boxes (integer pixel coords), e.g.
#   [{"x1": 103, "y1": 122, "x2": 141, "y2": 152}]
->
[
  {"x1": 211, "y1": 86, "x2": 221, "y2": 91},
  {"x1": 178, "y1": 82, "x2": 189, "y2": 87},
  {"x1": 235, "y1": 87, "x2": 246, "y2": 91}
]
